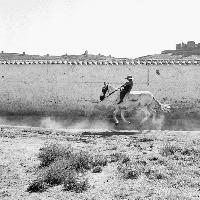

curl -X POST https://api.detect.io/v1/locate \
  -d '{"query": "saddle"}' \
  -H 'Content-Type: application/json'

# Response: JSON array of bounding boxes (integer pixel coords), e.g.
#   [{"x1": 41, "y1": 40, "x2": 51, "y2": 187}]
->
[{"x1": 118, "y1": 91, "x2": 140, "y2": 104}]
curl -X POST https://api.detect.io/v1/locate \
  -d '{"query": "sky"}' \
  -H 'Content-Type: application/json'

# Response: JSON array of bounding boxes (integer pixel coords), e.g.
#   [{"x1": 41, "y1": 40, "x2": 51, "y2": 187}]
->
[{"x1": 0, "y1": 0, "x2": 200, "y2": 58}]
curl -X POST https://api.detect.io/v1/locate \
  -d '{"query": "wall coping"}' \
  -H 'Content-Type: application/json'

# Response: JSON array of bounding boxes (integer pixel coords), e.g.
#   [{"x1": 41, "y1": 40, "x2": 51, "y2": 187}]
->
[{"x1": 0, "y1": 59, "x2": 200, "y2": 65}]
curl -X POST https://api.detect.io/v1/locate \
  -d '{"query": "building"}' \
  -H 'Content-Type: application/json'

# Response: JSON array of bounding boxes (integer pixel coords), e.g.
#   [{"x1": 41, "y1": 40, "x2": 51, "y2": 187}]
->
[
  {"x1": 187, "y1": 41, "x2": 195, "y2": 50},
  {"x1": 162, "y1": 41, "x2": 200, "y2": 55},
  {"x1": 181, "y1": 42, "x2": 187, "y2": 50},
  {"x1": 176, "y1": 44, "x2": 181, "y2": 50}
]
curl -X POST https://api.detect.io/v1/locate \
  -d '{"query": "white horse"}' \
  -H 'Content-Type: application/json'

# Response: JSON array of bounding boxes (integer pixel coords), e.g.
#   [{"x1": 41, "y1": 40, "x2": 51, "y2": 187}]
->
[{"x1": 99, "y1": 82, "x2": 170, "y2": 126}]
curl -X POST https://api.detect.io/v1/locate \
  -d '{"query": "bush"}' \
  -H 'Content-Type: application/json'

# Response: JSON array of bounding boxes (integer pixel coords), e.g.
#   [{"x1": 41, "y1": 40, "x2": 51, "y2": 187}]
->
[
  {"x1": 117, "y1": 161, "x2": 144, "y2": 180},
  {"x1": 92, "y1": 166, "x2": 102, "y2": 173},
  {"x1": 27, "y1": 179, "x2": 48, "y2": 193},
  {"x1": 181, "y1": 146, "x2": 200, "y2": 157},
  {"x1": 38, "y1": 143, "x2": 108, "y2": 171},
  {"x1": 90, "y1": 154, "x2": 107, "y2": 167},
  {"x1": 36, "y1": 151, "x2": 93, "y2": 187},
  {"x1": 144, "y1": 167, "x2": 167, "y2": 180},
  {"x1": 37, "y1": 158, "x2": 72, "y2": 186},
  {"x1": 108, "y1": 152, "x2": 130, "y2": 163},
  {"x1": 68, "y1": 150, "x2": 94, "y2": 172},
  {"x1": 28, "y1": 157, "x2": 89, "y2": 192},
  {"x1": 160, "y1": 144, "x2": 181, "y2": 157},
  {"x1": 120, "y1": 154, "x2": 131, "y2": 164},
  {"x1": 160, "y1": 143, "x2": 200, "y2": 158},
  {"x1": 38, "y1": 143, "x2": 72, "y2": 167},
  {"x1": 28, "y1": 143, "x2": 107, "y2": 193},
  {"x1": 118, "y1": 167, "x2": 141, "y2": 179},
  {"x1": 108, "y1": 153, "x2": 121, "y2": 163},
  {"x1": 64, "y1": 173, "x2": 89, "y2": 193}
]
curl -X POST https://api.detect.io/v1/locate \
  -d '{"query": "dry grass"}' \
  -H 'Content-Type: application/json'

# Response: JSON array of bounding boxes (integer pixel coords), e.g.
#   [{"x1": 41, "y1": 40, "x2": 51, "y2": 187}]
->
[
  {"x1": 160, "y1": 143, "x2": 182, "y2": 156},
  {"x1": 27, "y1": 143, "x2": 108, "y2": 193},
  {"x1": 37, "y1": 143, "x2": 73, "y2": 167},
  {"x1": 63, "y1": 173, "x2": 89, "y2": 193},
  {"x1": 108, "y1": 152, "x2": 131, "y2": 163},
  {"x1": 1, "y1": 127, "x2": 200, "y2": 199},
  {"x1": 117, "y1": 160, "x2": 145, "y2": 180}
]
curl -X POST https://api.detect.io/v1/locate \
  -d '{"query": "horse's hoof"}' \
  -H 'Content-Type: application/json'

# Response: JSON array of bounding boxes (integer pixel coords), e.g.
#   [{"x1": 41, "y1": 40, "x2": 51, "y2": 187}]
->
[{"x1": 115, "y1": 122, "x2": 119, "y2": 126}]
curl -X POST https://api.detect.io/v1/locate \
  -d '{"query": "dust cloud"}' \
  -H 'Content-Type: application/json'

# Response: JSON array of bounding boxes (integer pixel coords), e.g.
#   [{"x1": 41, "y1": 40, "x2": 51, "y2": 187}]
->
[
  {"x1": 162, "y1": 117, "x2": 200, "y2": 131},
  {"x1": 0, "y1": 115, "x2": 114, "y2": 130},
  {"x1": 40, "y1": 117, "x2": 114, "y2": 130},
  {"x1": 40, "y1": 117, "x2": 65, "y2": 129},
  {"x1": 0, "y1": 113, "x2": 199, "y2": 131},
  {"x1": 152, "y1": 114, "x2": 165, "y2": 130}
]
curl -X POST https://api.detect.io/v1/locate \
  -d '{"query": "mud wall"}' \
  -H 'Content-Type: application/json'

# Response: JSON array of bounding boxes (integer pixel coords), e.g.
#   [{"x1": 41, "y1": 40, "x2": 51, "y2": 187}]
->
[{"x1": 0, "y1": 63, "x2": 199, "y2": 116}]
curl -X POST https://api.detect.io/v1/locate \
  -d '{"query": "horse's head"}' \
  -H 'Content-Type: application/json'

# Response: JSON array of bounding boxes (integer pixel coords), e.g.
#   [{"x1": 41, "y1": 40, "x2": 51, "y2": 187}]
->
[{"x1": 100, "y1": 82, "x2": 108, "y2": 101}]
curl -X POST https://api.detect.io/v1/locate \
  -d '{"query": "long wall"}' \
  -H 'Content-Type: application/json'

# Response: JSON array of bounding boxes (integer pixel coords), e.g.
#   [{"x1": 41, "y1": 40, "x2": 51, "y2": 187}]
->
[{"x1": 0, "y1": 63, "x2": 200, "y2": 116}]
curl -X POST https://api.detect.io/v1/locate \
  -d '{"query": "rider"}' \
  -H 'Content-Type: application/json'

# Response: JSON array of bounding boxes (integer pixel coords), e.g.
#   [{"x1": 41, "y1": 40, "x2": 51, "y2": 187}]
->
[{"x1": 118, "y1": 75, "x2": 134, "y2": 104}]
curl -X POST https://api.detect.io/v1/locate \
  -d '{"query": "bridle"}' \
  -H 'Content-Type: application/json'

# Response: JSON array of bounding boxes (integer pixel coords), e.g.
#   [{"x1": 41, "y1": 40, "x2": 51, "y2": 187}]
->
[{"x1": 100, "y1": 83, "x2": 120, "y2": 101}]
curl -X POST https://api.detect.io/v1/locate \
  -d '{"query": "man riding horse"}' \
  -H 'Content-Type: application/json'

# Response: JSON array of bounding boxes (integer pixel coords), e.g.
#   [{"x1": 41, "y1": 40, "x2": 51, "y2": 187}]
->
[
  {"x1": 118, "y1": 75, "x2": 134, "y2": 104},
  {"x1": 99, "y1": 77, "x2": 170, "y2": 126}
]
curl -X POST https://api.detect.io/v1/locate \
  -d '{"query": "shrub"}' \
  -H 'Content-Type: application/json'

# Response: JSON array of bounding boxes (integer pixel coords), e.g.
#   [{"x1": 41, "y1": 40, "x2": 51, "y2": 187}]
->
[
  {"x1": 108, "y1": 152, "x2": 121, "y2": 163},
  {"x1": 37, "y1": 158, "x2": 72, "y2": 186},
  {"x1": 28, "y1": 143, "x2": 107, "y2": 193},
  {"x1": 118, "y1": 166, "x2": 141, "y2": 179},
  {"x1": 68, "y1": 150, "x2": 93, "y2": 172},
  {"x1": 38, "y1": 143, "x2": 72, "y2": 167},
  {"x1": 38, "y1": 143, "x2": 108, "y2": 171},
  {"x1": 117, "y1": 161, "x2": 144, "y2": 180},
  {"x1": 92, "y1": 166, "x2": 102, "y2": 173},
  {"x1": 181, "y1": 146, "x2": 200, "y2": 157},
  {"x1": 28, "y1": 157, "x2": 88, "y2": 192},
  {"x1": 120, "y1": 154, "x2": 131, "y2": 164},
  {"x1": 90, "y1": 154, "x2": 107, "y2": 167},
  {"x1": 108, "y1": 152, "x2": 130, "y2": 163},
  {"x1": 64, "y1": 151, "x2": 107, "y2": 172},
  {"x1": 160, "y1": 144, "x2": 181, "y2": 157},
  {"x1": 64, "y1": 173, "x2": 89, "y2": 193},
  {"x1": 36, "y1": 151, "x2": 93, "y2": 187},
  {"x1": 27, "y1": 179, "x2": 48, "y2": 193},
  {"x1": 144, "y1": 167, "x2": 167, "y2": 180}
]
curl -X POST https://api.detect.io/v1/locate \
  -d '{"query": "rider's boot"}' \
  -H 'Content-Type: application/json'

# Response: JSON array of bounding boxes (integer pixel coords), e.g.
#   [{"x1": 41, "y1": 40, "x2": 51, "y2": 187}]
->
[
  {"x1": 118, "y1": 91, "x2": 126, "y2": 104},
  {"x1": 117, "y1": 99, "x2": 123, "y2": 104}
]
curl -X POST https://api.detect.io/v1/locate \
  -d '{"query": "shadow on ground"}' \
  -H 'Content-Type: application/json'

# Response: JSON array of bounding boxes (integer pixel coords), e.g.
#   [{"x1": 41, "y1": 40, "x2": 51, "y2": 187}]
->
[{"x1": 81, "y1": 130, "x2": 140, "y2": 137}]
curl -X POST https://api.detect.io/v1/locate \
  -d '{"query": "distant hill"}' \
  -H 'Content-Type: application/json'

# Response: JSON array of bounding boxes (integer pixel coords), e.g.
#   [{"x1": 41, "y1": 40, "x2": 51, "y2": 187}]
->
[
  {"x1": 136, "y1": 53, "x2": 200, "y2": 60},
  {"x1": 1, "y1": 51, "x2": 200, "y2": 62},
  {"x1": 0, "y1": 51, "x2": 134, "y2": 62}
]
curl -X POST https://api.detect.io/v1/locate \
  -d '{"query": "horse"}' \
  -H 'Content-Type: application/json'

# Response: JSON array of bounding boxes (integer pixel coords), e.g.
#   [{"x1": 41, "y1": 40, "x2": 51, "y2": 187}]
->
[{"x1": 99, "y1": 82, "x2": 170, "y2": 126}]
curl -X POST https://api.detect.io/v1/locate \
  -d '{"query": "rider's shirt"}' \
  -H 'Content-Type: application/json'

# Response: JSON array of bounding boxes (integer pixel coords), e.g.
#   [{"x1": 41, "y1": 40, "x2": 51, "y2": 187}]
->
[{"x1": 121, "y1": 80, "x2": 133, "y2": 93}]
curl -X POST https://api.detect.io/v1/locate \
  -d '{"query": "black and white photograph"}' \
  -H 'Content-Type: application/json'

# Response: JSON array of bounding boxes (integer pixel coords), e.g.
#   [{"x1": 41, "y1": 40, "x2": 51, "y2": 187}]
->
[{"x1": 1, "y1": 0, "x2": 200, "y2": 199}]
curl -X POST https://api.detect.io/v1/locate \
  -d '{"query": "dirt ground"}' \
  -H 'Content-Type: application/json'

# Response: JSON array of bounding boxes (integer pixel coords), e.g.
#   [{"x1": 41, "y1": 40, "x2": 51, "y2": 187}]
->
[{"x1": 1, "y1": 126, "x2": 200, "y2": 200}]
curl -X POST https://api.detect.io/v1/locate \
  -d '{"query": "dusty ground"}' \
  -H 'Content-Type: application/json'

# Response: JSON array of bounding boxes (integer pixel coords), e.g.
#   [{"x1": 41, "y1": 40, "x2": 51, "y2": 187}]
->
[{"x1": 1, "y1": 126, "x2": 200, "y2": 200}]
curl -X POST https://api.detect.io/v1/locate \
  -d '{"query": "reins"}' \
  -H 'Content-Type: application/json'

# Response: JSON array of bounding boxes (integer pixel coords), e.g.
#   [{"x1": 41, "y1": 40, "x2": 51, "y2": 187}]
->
[{"x1": 100, "y1": 85, "x2": 121, "y2": 102}]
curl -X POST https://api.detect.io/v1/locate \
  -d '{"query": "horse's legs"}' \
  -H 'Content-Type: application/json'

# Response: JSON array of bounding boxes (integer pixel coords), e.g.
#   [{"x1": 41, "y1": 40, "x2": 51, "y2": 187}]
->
[
  {"x1": 148, "y1": 103, "x2": 165, "y2": 130},
  {"x1": 147, "y1": 103, "x2": 157, "y2": 118},
  {"x1": 113, "y1": 107, "x2": 120, "y2": 125},
  {"x1": 140, "y1": 106, "x2": 151, "y2": 125},
  {"x1": 120, "y1": 109, "x2": 131, "y2": 124}
]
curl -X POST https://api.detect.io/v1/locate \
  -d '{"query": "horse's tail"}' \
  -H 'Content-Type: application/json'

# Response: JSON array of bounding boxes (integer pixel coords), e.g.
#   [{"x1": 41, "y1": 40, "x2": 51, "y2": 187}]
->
[{"x1": 153, "y1": 97, "x2": 170, "y2": 112}]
